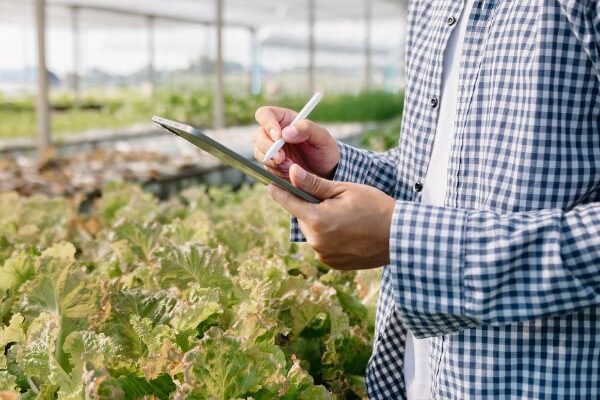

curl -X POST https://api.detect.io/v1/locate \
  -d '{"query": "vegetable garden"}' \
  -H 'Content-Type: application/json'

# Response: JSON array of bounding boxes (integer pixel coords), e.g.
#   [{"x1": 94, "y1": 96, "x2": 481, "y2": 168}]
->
[{"x1": 0, "y1": 183, "x2": 381, "y2": 399}]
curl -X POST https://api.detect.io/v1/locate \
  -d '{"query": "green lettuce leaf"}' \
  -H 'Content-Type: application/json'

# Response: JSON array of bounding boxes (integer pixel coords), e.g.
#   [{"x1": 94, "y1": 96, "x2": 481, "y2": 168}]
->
[
  {"x1": 83, "y1": 367, "x2": 174, "y2": 400},
  {"x1": 156, "y1": 243, "x2": 232, "y2": 292},
  {"x1": 176, "y1": 327, "x2": 287, "y2": 399},
  {"x1": 114, "y1": 222, "x2": 161, "y2": 263},
  {"x1": 63, "y1": 331, "x2": 121, "y2": 383},
  {"x1": 170, "y1": 286, "x2": 223, "y2": 333},
  {"x1": 0, "y1": 253, "x2": 34, "y2": 292},
  {"x1": 0, "y1": 370, "x2": 18, "y2": 392},
  {"x1": 99, "y1": 290, "x2": 178, "y2": 359},
  {"x1": 0, "y1": 314, "x2": 26, "y2": 348},
  {"x1": 17, "y1": 243, "x2": 97, "y2": 374},
  {"x1": 130, "y1": 316, "x2": 182, "y2": 379}
]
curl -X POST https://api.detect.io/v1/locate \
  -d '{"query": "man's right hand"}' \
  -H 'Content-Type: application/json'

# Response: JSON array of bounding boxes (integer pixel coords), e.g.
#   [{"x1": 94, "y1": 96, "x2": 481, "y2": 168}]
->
[{"x1": 253, "y1": 106, "x2": 340, "y2": 180}]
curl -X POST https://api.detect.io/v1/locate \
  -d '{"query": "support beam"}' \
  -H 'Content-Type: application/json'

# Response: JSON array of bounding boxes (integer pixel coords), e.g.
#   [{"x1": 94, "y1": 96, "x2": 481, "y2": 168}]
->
[
  {"x1": 213, "y1": 0, "x2": 225, "y2": 130},
  {"x1": 70, "y1": 5, "x2": 81, "y2": 105},
  {"x1": 250, "y1": 28, "x2": 262, "y2": 96},
  {"x1": 147, "y1": 15, "x2": 156, "y2": 96},
  {"x1": 308, "y1": 0, "x2": 316, "y2": 93},
  {"x1": 35, "y1": 0, "x2": 51, "y2": 160},
  {"x1": 364, "y1": 0, "x2": 373, "y2": 90},
  {"x1": 32, "y1": 3, "x2": 253, "y2": 31}
]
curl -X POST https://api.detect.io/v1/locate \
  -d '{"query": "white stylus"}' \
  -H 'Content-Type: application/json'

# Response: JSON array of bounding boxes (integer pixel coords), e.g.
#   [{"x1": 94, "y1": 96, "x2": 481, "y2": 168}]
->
[{"x1": 262, "y1": 92, "x2": 324, "y2": 162}]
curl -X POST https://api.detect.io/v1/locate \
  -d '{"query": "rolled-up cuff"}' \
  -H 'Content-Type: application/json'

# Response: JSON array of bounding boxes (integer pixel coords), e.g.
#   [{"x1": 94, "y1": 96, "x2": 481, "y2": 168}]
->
[{"x1": 389, "y1": 200, "x2": 478, "y2": 337}]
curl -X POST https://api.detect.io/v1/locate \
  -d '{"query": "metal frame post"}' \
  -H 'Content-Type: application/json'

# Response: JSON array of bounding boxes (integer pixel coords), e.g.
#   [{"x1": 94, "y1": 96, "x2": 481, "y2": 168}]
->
[
  {"x1": 308, "y1": 0, "x2": 316, "y2": 93},
  {"x1": 147, "y1": 15, "x2": 156, "y2": 96},
  {"x1": 250, "y1": 28, "x2": 262, "y2": 96},
  {"x1": 71, "y1": 5, "x2": 81, "y2": 105},
  {"x1": 35, "y1": 0, "x2": 51, "y2": 159},
  {"x1": 364, "y1": 0, "x2": 373, "y2": 90},
  {"x1": 213, "y1": 0, "x2": 225, "y2": 130}
]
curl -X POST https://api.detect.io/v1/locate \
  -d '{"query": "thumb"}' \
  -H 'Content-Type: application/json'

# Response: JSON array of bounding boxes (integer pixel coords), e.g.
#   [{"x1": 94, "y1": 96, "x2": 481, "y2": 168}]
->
[{"x1": 289, "y1": 164, "x2": 340, "y2": 199}]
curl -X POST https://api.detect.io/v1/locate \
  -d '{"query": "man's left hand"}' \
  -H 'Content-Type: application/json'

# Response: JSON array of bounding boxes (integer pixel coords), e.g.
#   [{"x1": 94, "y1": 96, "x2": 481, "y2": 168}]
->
[{"x1": 268, "y1": 164, "x2": 396, "y2": 270}]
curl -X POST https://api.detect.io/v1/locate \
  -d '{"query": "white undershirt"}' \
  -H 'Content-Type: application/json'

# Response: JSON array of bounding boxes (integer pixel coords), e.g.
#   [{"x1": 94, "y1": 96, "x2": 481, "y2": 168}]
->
[{"x1": 404, "y1": 1, "x2": 475, "y2": 399}]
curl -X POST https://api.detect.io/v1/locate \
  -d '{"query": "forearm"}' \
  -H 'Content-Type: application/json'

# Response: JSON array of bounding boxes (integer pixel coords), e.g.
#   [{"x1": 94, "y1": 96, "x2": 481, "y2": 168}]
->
[{"x1": 390, "y1": 200, "x2": 600, "y2": 338}]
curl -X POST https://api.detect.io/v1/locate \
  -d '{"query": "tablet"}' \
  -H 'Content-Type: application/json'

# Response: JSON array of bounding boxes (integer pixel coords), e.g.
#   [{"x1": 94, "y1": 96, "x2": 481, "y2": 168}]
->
[{"x1": 152, "y1": 116, "x2": 321, "y2": 204}]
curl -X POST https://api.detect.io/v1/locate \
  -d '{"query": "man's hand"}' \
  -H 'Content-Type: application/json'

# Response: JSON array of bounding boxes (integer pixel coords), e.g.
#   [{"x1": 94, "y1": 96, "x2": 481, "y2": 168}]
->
[
  {"x1": 253, "y1": 106, "x2": 340, "y2": 179},
  {"x1": 268, "y1": 164, "x2": 396, "y2": 270}
]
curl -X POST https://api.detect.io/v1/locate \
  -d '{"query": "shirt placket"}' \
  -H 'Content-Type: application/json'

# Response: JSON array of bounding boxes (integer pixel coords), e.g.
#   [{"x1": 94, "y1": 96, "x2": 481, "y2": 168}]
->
[
  {"x1": 410, "y1": 1, "x2": 467, "y2": 398},
  {"x1": 447, "y1": 0, "x2": 501, "y2": 209},
  {"x1": 410, "y1": 1, "x2": 466, "y2": 204}
]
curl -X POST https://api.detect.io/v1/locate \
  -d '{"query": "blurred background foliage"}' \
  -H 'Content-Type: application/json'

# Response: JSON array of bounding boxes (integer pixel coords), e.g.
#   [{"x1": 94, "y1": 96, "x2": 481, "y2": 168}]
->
[{"x1": 0, "y1": 90, "x2": 403, "y2": 140}]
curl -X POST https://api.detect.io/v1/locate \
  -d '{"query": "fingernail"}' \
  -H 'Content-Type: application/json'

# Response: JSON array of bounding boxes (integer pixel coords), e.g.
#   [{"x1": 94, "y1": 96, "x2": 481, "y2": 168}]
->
[
  {"x1": 294, "y1": 165, "x2": 307, "y2": 181},
  {"x1": 282, "y1": 125, "x2": 300, "y2": 141},
  {"x1": 266, "y1": 184, "x2": 274, "y2": 194},
  {"x1": 269, "y1": 128, "x2": 278, "y2": 139}
]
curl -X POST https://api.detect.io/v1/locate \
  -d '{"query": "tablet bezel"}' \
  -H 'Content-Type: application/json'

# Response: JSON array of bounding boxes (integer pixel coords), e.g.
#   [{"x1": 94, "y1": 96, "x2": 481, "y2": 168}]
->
[{"x1": 152, "y1": 116, "x2": 321, "y2": 204}]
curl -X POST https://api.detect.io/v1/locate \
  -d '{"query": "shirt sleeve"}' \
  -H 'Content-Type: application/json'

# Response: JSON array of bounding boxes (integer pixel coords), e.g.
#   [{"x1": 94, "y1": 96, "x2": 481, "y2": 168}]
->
[
  {"x1": 390, "y1": 200, "x2": 600, "y2": 338},
  {"x1": 290, "y1": 142, "x2": 404, "y2": 243}
]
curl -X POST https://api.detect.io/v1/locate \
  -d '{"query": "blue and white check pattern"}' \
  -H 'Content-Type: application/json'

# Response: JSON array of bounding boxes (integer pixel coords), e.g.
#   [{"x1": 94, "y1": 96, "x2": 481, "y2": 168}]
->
[{"x1": 291, "y1": 0, "x2": 600, "y2": 398}]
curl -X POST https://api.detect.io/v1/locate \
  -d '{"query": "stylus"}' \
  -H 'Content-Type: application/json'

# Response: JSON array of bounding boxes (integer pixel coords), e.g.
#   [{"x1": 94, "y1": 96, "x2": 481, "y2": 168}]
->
[{"x1": 263, "y1": 92, "x2": 324, "y2": 162}]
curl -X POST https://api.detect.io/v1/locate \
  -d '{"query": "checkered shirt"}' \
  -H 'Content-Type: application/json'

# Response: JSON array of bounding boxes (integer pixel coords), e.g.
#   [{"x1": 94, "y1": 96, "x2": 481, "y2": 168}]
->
[{"x1": 291, "y1": 0, "x2": 600, "y2": 398}]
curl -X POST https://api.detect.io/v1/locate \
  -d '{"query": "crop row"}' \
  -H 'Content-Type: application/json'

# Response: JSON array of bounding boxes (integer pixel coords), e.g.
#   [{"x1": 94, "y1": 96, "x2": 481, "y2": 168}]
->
[{"x1": 0, "y1": 184, "x2": 381, "y2": 399}]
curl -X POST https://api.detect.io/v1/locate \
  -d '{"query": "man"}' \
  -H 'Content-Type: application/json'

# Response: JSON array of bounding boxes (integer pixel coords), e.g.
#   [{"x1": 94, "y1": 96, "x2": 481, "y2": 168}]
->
[{"x1": 252, "y1": 1, "x2": 600, "y2": 398}]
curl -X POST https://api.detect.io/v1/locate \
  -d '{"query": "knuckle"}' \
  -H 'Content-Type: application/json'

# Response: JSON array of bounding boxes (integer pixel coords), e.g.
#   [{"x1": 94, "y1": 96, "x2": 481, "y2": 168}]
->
[{"x1": 308, "y1": 179, "x2": 322, "y2": 195}]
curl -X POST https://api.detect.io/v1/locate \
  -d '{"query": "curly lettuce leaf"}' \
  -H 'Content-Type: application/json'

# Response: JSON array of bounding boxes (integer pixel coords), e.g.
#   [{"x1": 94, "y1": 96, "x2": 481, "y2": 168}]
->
[
  {"x1": 279, "y1": 278, "x2": 349, "y2": 339},
  {"x1": 0, "y1": 253, "x2": 34, "y2": 292},
  {"x1": 157, "y1": 243, "x2": 232, "y2": 292},
  {"x1": 0, "y1": 315, "x2": 26, "y2": 349},
  {"x1": 170, "y1": 286, "x2": 223, "y2": 333},
  {"x1": 99, "y1": 290, "x2": 178, "y2": 359},
  {"x1": 130, "y1": 316, "x2": 182, "y2": 379},
  {"x1": 177, "y1": 327, "x2": 287, "y2": 399},
  {"x1": 63, "y1": 331, "x2": 121, "y2": 383},
  {"x1": 83, "y1": 367, "x2": 174, "y2": 400},
  {"x1": 114, "y1": 222, "x2": 162, "y2": 263},
  {"x1": 0, "y1": 371, "x2": 18, "y2": 392}
]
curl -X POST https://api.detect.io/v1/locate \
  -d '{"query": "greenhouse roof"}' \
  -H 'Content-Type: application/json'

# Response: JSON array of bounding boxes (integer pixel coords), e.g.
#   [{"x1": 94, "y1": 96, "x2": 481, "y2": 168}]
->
[{"x1": 0, "y1": 0, "x2": 406, "y2": 29}]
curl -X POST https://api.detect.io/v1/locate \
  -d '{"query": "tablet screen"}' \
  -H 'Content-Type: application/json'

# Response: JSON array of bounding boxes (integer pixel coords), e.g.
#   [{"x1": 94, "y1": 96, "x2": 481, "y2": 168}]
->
[{"x1": 152, "y1": 116, "x2": 320, "y2": 204}]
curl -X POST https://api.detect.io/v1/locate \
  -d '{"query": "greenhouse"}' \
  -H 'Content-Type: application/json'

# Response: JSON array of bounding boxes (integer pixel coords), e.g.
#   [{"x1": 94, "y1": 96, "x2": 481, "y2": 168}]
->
[
  {"x1": 3, "y1": 0, "x2": 599, "y2": 399},
  {"x1": 0, "y1": 0, "x2": 407, "y2": 399}
]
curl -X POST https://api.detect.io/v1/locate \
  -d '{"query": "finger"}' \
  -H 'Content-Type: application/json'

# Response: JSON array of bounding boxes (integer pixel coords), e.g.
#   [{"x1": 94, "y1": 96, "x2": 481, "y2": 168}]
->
[
  {"x1": 255, "y1": 107, "x2": 297, "y2": 141},
  {"x1": 254, "y1": 148, "x2": 271, "y2": 167},
  {"x1": 267, "y1": 184, "x2": 314, "y2": 219},
  {"x1": 282, "y1": 119, "x2": 331, "y2": 148},
  {"x1": 289, "y1": 164, "x2": 341, "y2": 199},
  {"x1": 252, "y1": 128, "x2": 285, "y2": 164},
  {"x1": 265, "y1": 166, "x2": 290, "y2": 180},
  {"x1": 266, "y1": 159, "x2": 293, "y2": 174}
]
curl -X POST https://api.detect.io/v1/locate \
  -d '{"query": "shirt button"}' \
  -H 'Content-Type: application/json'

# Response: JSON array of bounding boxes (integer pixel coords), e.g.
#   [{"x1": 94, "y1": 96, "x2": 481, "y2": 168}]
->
[
  {"x1": 430, "y1": 96, "x2": 439, "y2": 108},
  {"x1": 447, "y1": 16, "x2": 457, "y2": 26},
  {"x1": 414, "y1": 182, "x2": 423, "y2": 193}
]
